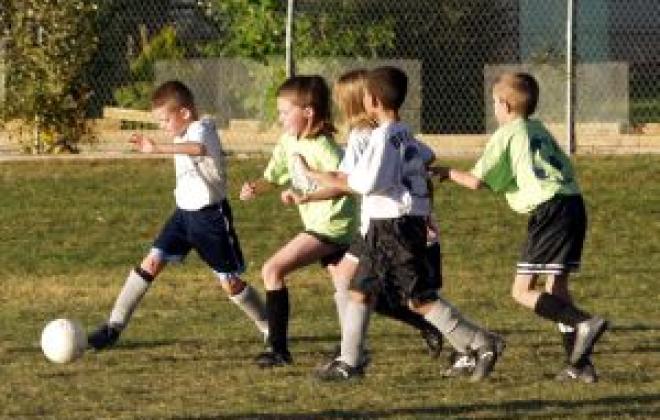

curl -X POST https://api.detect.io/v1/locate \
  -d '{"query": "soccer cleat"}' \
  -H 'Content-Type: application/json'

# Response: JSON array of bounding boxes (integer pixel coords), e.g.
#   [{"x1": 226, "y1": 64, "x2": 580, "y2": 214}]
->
[
  {"x1": 322, "y1": 344, "x2": 371, "y2": 371},
  {"x1": 315, "y1": 359, "x2": 363, "y2": 381},
  {"x1": 442, "y1": 351, "x2": 476, "y2": 377},
  {"x1": 470, "y1": 334, "x2": 505, "y2": 382},
  {"x1": 571, "y1": 317, "x2": 608, "y2": 365},
  {"x1": 87, "y1": 323, "x2": 122, "y2": 350},
  {"x1": 555, "y1": 361, "x2": 598, "y2": 384},
  {"x1": 255, "y1": 350, "x2": 292, "y2": 368},
  {"x1": 420, "y1": 327, "x2": 443, "y2": 357}
]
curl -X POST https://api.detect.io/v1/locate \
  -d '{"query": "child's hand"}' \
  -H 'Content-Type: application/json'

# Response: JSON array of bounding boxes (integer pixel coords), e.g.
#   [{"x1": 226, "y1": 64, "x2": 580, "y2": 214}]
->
[
  {"x1": 129, "y1": 133, "x2": 157, "y2": 153},
  {"x1": 280, "y1": 189, "x2": 297, "y2": 205},
  {"x1": 239, "y1": 182, "x2": 257, "y2": 201}
]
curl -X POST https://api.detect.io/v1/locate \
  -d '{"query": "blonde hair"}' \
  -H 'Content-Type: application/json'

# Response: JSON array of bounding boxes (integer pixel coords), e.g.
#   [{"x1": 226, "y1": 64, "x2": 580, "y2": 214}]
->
[
  {"x1": 333, "y1": 69, "x2": 375, "y2": 130},
  {"x1": 493, "y1": 72, "x2": 539, "y2": 117}
]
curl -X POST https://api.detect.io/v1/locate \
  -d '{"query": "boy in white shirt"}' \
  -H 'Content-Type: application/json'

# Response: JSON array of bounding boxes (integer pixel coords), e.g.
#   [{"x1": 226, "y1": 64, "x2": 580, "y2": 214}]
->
[{"x1": 88, "y1": 81, "x2": 268, "y2": 349}]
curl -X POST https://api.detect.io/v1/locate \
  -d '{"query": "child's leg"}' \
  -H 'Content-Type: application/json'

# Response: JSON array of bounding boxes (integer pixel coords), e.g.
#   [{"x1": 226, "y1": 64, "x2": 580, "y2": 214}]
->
[
  {"x1": 517, "y1": 272, "x2": 607, "y2": 366},
  {"x1": 545, "y1": 274, "x2": 595, "y2": 374},
  {"x1": 217, "y1": 276, "x2": 268, "y2": 337},
  {"x1": 414, "y1": 297, "x2": 503, "y2": 381},
  {"x1": 88, "y1": 252, "x2": 165, "y2": 349},
  {"x1": 514, "y1": 273, "x2": 590, "y2": 325},
  {"x1": 338, "y1": 290, "x2": 371, "y2": 367},
  {"x1": 259, "y1": 232, "x2": 339, "y2": 366},
  {"x1": 316, "y1": 290, "x2": 371, "y2": 380},
  {"x1": 414, "y1": 297, "x2": 489, "y2": 354},
  {"x1": 325, "y1": 255, "x2": 358, "y2": 332}
]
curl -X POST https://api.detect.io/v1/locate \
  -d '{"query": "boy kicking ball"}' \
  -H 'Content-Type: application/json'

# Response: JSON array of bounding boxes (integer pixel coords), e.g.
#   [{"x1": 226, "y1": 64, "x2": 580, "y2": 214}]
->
[
  {"x1": 88, "y1": 81, "x2": 268, "y2": 349},
  {"x1": 431, "y1": 72, "x2": 608, "y2": 382}
]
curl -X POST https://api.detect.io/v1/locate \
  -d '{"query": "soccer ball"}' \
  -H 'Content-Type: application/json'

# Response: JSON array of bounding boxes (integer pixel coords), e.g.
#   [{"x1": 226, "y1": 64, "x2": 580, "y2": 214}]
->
[{"x1": 40, "y1": 318, "x2": 87, "y2": 364}]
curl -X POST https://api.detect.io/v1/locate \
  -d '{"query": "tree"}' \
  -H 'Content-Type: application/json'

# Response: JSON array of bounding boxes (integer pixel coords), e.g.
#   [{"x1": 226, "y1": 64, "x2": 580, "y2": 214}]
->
[{"x1": 1, "y1": 0, "x2": 99, "y2": 153}]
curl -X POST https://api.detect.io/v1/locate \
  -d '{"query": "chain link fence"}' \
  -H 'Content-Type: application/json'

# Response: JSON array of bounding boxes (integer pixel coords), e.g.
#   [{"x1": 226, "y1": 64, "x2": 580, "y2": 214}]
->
[{"x1": 1, "y1": 0, "x2": 659, "y2": 154}]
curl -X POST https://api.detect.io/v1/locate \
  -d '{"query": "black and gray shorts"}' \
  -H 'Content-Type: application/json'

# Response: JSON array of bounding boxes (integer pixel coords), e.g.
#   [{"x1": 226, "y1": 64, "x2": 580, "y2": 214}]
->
[
  {"x1": 349, "y1": 216, "x2": 438, "y2": 305},
  {"x1": 517, "y1": 194, "x2": 587, "y2": 275}
]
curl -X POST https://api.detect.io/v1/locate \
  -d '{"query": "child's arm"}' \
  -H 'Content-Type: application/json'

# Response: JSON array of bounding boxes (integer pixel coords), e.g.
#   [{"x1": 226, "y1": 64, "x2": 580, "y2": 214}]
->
[
  {"x1": 286, "y1": 186, "x2": 348, "y2": 205},
  {"x1": 293, "y1": 154, "x2": 352, "y2": 193},
  {"x1": 130, "y1": 133, "x2": 206, "y2": 156},
  {"x1": 429, "y1": 166, "x2": 483, "y2": 190}
]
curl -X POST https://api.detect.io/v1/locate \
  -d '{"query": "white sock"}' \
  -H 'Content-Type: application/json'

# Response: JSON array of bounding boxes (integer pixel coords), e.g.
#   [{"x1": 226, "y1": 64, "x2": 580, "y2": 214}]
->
[
  {"x1": 109, "y1": 269, "x2": 151, "y2": 329},
  {"x1": 339, "y1": 300, "x2": 370, "y2": 367},
  {"x1": 332, "y1": 278, "x2": 351, "y2": 330},
  {"x1": 229, "y1": 285, "x2": 269, "y2": 336},
  {"x1": 423, "y1": 297, "x2": 486, "y2": 353}
]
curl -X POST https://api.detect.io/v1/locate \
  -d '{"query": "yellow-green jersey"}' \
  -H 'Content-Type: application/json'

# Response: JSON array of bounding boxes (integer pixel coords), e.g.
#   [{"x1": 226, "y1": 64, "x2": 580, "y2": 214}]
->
[
  {"x1": 263, "y1": 133, "x2": 358, "y2": 244},
  {"x1": 471, "y1": 118, "x2": 581, "y2": 214}
]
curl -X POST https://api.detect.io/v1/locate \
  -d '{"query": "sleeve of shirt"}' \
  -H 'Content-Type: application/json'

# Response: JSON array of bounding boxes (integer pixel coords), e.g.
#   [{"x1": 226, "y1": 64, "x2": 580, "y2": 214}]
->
[
  {"x1": 263, "y1": 138, "x2": 290, "y2": 185},
  {"x1": 312, "y1": 139, "x2": 343, "y2": 172},
  {"x1": 338, "y1": 139, "x2": 358, "y2": 174},
  {"x1": 185, "y1": 121, "x2": 205, "y2": 144},
  {"x1": 347, "y1": 135, "x2": 394, "y2": 195},
  {"x1": 470, "y1": 132, "x2": 513, "y2": 192},
  {"x1": 416, "y1": 139, "x2": 436, "y2": 164}
]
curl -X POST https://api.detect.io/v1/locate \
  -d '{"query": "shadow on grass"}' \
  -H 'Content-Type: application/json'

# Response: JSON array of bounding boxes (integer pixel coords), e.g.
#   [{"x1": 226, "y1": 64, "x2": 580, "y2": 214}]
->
[{"x1": 166, "y1": 393, "x2": 660, "y2": 419}]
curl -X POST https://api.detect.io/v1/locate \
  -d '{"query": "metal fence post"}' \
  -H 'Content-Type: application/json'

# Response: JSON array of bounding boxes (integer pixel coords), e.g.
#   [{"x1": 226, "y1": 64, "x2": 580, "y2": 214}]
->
[
  {"x1": 566, "y1": 0, "x2": 575, "y2": 154},
  {"x1": 286, "y1": 0, "x2": 295, "y2": 77}
]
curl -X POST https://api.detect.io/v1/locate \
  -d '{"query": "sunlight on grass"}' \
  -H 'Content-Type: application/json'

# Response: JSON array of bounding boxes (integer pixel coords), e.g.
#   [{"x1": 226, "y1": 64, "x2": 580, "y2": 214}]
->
[{"x1": 0, "y1": 156, "x2": 658, "y2": 418}]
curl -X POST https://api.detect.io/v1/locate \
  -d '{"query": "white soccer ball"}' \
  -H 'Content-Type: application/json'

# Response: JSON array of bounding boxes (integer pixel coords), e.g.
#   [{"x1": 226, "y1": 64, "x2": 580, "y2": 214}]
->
[{"x1": 40, "y1": 318, "x2": 87, "y2": 364}]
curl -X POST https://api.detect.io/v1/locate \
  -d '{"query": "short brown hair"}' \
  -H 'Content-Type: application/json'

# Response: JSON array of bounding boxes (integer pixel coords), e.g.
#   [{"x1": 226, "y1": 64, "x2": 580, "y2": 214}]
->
[
  {"x1": 365, "y1": 66, "x2": 408, "y2": 111},
  {"x1": 151, "y1": 80, "x2": 196, "y2": 110},
  {"x1": 493, "y1": 72, "x2": 539, "y2": 117},
  {"x1": 333, "y1": 69, "x2": 375, "y2": 129},
  {"x1": 277, "y1": 75, "x2": 336, "y2": 137}
]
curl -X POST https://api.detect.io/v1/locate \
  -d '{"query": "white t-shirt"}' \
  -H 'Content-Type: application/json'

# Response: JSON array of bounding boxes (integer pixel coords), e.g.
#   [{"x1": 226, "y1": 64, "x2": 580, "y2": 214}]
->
[
  {"x1": 347, "y1": 121, "x2": 432, "y2": 235},
  {"x1": 173, "y1": 118, "x2": 227, "y2": 210}
]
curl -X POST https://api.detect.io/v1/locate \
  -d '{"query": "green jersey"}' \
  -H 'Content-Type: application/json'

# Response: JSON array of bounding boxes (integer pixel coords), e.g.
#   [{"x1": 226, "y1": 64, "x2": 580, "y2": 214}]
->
[
  {"x1": 263, "y1": 133, "x2": 357, "y2": 244},
  {"x1": 471, "y1": 118, "x2": 581, "y2": 214}
]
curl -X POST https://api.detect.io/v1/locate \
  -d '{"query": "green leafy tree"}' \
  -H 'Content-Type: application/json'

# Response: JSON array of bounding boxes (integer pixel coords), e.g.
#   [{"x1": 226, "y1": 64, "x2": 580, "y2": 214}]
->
[
  {"x1": 198, "y1": 0, "x2": 395, "y2": 123},
  {"x1": 1, "y1": 0, "x2": 99, "y2": 153},
  {"x1": 113, "y1": 25, "x2": 185, "y2": 110}
]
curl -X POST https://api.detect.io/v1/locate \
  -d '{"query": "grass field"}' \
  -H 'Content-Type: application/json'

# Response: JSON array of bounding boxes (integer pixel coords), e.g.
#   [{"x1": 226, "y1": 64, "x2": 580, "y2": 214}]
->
[{"x1": 0, "y1": 156, "x2": 658, "y2": 419}]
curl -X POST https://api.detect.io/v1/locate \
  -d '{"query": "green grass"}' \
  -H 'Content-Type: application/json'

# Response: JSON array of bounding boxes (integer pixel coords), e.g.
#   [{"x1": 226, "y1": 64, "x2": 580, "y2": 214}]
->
[{"x1": 0, "y1": 156, "x2": 658, "y2": 419}]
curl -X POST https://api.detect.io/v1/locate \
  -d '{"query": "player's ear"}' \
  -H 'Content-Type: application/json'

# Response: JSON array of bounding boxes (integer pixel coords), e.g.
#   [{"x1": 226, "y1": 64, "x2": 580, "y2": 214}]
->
[
  {"x1": 303, "y1": 106, "x2": 314, "y2": 119},
  {"x1": 180, "y1": 107, "x2": 193, "y2": 120}
]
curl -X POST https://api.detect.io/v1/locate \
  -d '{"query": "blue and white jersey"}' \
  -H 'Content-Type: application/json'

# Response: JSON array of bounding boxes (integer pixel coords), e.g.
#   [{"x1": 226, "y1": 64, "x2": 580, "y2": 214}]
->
[{"x1": 347, "y1": 121, "x2": 432, "y2": 234}]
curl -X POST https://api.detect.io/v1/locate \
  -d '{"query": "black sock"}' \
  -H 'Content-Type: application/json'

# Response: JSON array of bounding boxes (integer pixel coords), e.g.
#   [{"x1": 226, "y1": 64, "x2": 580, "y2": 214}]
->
[
  {"x1": 373, "y1": 299, "x2": 433, "y2": 332},
  {"x1": 266, "y1": 288, "x2": 289, "y2": 354},
  {"x1": 534, "y1": 293, "x2": 591, "y2": 326}
]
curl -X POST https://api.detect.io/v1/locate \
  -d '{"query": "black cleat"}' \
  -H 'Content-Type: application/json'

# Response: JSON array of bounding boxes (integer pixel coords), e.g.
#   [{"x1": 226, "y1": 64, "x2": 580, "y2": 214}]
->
[
  {"x1": 255, "y1": 350, "x2": 292, "y2": 368},
  {"x1": 555, "y1": 361, "x2": 598, "y2": 384},
  {"x1": 315, "y1": 359, "x2": 363, "y2": 381},
  {"x1": 571, "y1": 317, "x2": 608, "y2": 365},
  {"x1": 420, "y1": 327, "x2": 443, "y2": 357},
  {"x1": 87, "y1": 323, "x2": 122, "y2": 350},
  {"x1": 470, "y1": 334, "x2": 505, "y2": 382}
]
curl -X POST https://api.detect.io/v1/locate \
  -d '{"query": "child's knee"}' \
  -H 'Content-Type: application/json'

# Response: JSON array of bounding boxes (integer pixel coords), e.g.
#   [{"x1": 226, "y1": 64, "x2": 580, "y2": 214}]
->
[
  {"x1": 139, "y1": 253, "x2": 165, "y2": 278},
  {"x1": 219, "y1": 276, "x2": 246, "y2": 295},
  {"x1": 261, "y1": 261, "x2": 285, "y2": 290}
]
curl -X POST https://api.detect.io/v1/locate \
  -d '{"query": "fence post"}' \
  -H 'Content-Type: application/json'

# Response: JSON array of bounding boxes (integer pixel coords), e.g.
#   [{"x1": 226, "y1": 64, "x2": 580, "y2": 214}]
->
[
  {"x1": 286, "y1": 0, "x2": 295, "y2": 77},
  {"x1": 566, "y1": 0, "x2": 576, "y2": 154}
]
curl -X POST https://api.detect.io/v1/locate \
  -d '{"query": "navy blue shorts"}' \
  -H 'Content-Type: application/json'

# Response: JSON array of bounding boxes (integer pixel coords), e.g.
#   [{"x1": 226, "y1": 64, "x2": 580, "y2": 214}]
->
[{"x1": 152, "y1": 200, "x2": 245, "y2": 279}]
